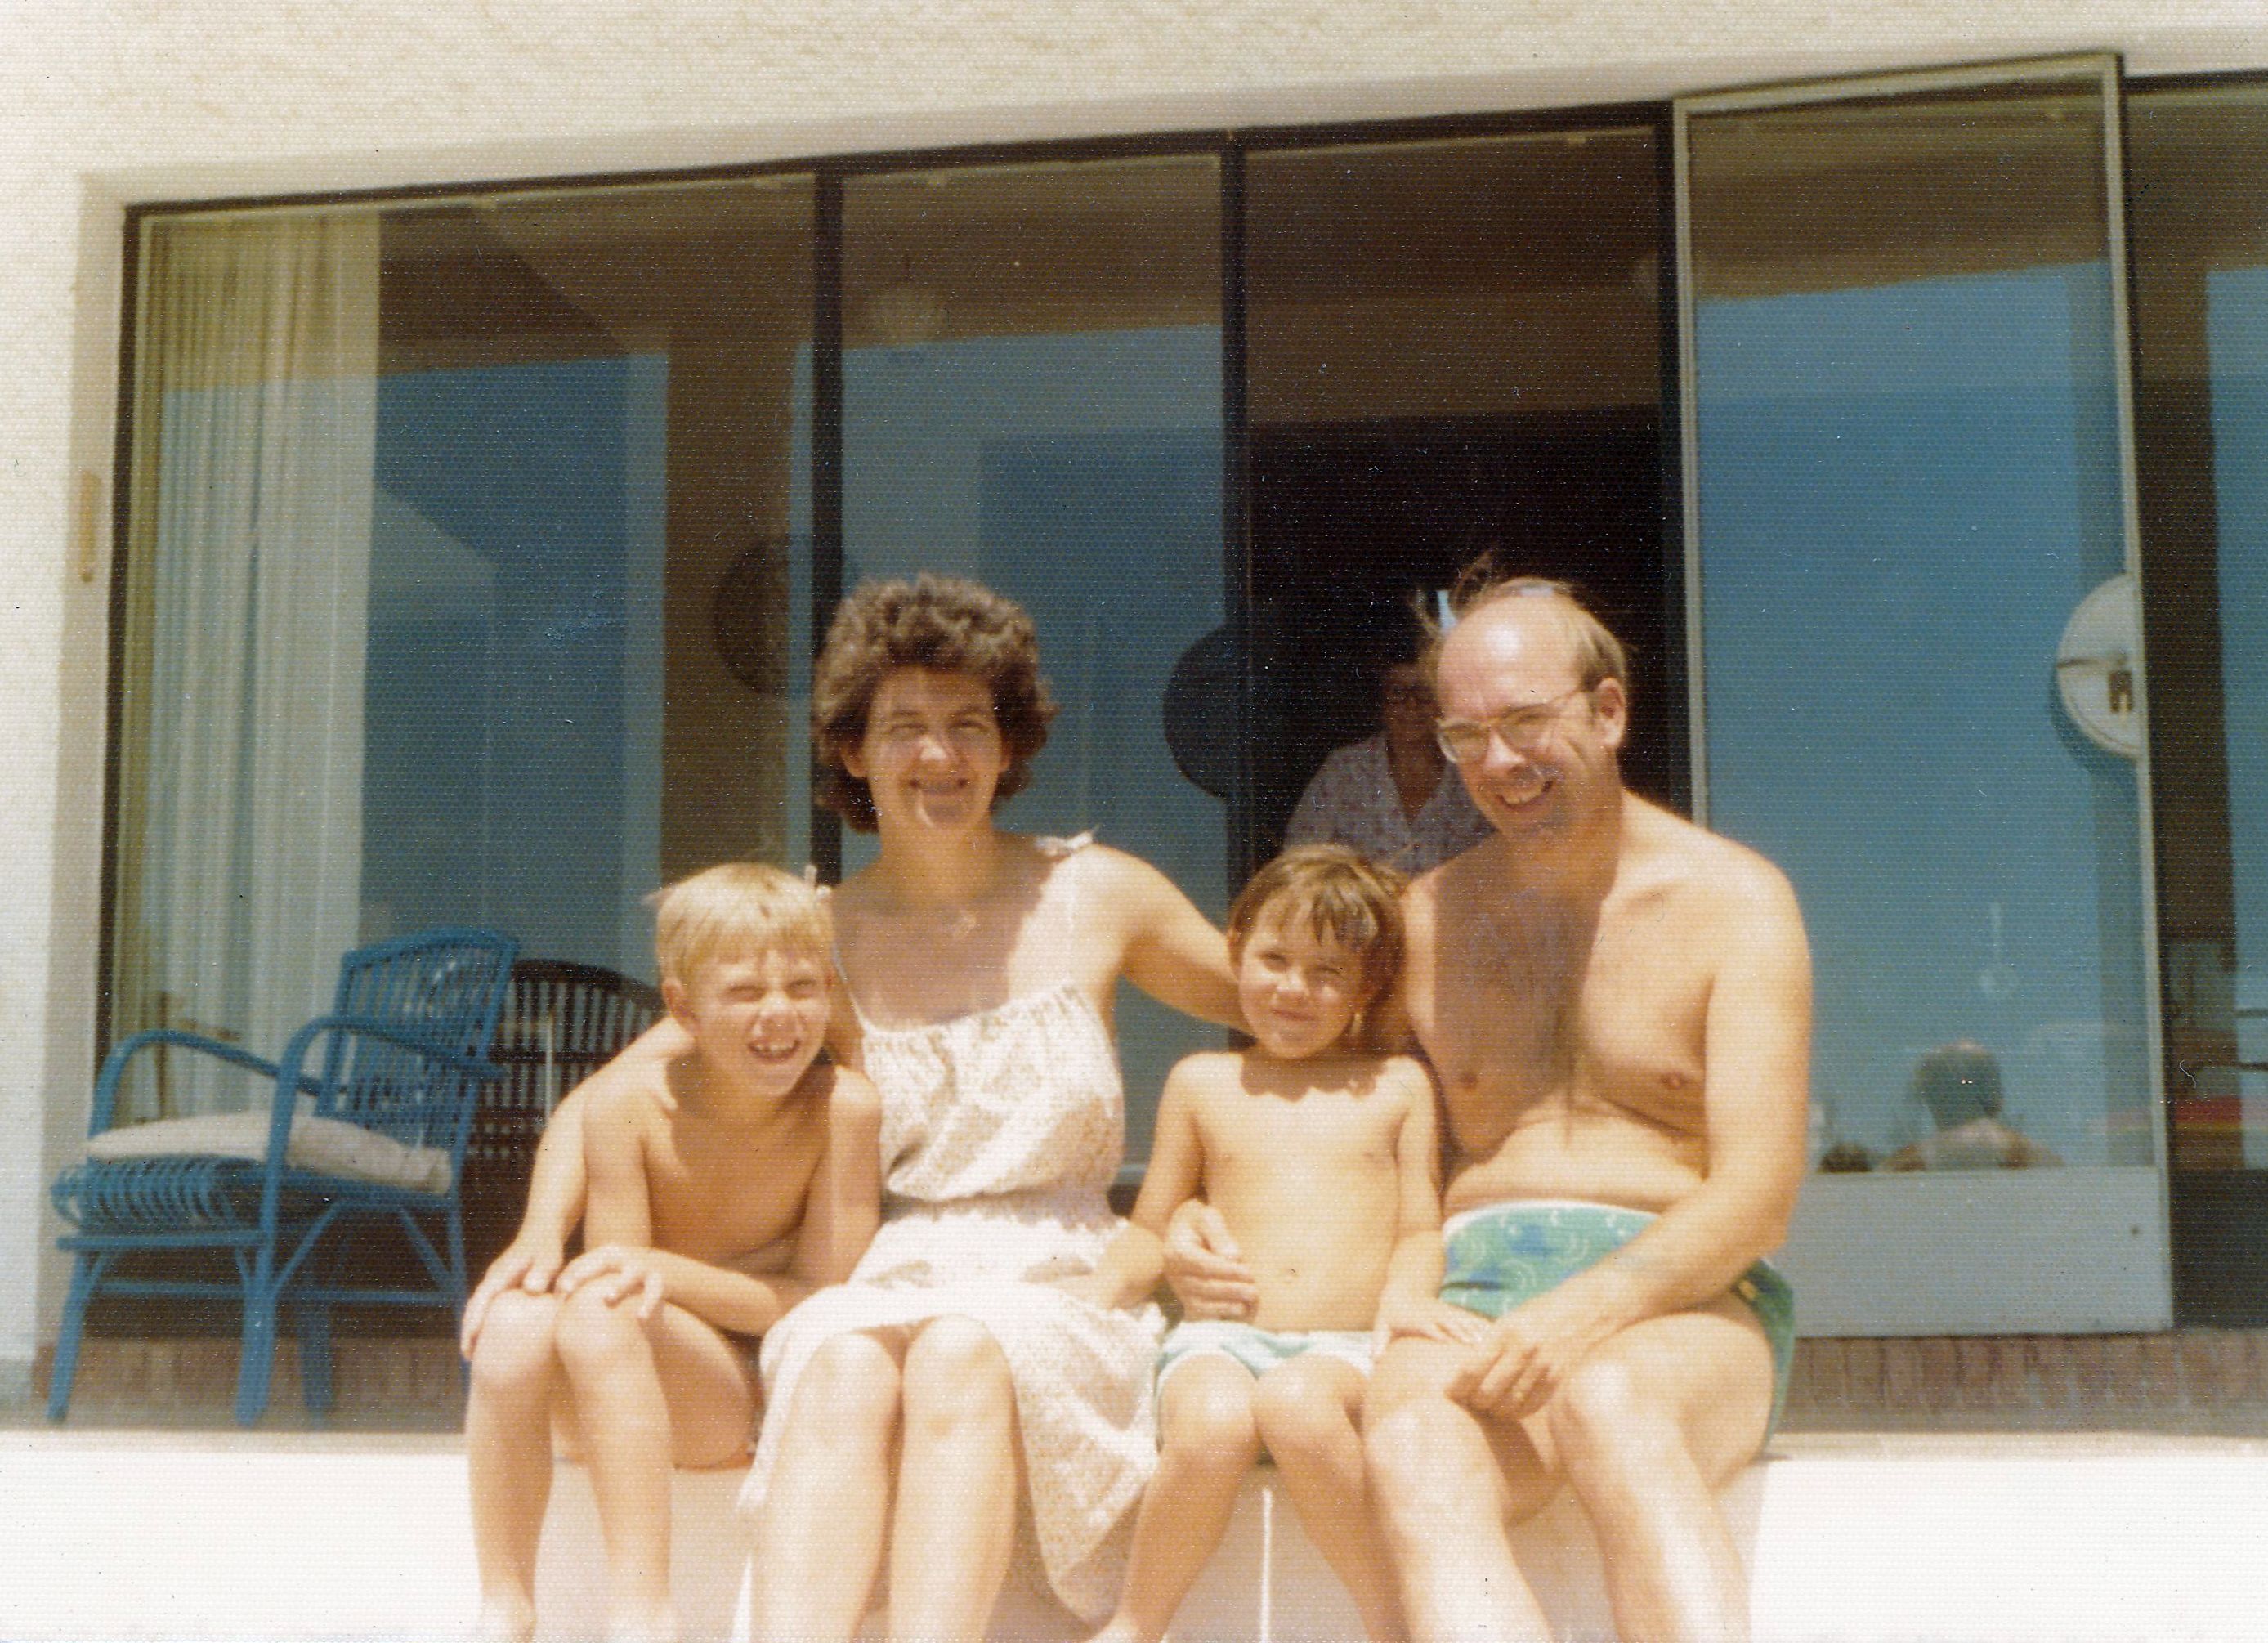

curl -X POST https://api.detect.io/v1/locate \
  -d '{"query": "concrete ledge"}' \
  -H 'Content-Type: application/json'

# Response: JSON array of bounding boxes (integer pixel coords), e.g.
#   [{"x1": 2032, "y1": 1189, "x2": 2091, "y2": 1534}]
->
[
  {"x1": 548, "y1": 1437, "x2": 2268, "y2": 1643},
  {"x1": 3, "y1": 1430, "x2": 2267, "y2": 1640}
]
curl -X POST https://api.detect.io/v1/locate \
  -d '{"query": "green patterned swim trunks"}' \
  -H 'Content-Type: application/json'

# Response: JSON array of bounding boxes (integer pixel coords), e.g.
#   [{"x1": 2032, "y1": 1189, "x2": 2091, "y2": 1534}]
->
[{"x1": 1439, "y1": 1200, "x2": 1796, "y2": 1437}]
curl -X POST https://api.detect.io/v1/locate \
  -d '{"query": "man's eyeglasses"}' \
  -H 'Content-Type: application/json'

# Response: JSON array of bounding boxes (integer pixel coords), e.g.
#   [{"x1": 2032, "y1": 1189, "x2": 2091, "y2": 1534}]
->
[{"x1": 1434, "y1": 683, "x2": 1592, "y2": 764}]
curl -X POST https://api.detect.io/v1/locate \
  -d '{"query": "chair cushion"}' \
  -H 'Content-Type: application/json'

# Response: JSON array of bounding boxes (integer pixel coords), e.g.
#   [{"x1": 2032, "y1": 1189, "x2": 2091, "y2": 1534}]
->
[{"x1": 85, "y1": 1099, "x2": 452, "y2": 1194}]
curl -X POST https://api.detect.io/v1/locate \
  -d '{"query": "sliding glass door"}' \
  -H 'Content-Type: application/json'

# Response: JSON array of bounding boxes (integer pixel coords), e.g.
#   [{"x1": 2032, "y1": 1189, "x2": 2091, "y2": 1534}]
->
[{"x1": 1678, "y1": 58, "x2": 2170, "y2": 1332}]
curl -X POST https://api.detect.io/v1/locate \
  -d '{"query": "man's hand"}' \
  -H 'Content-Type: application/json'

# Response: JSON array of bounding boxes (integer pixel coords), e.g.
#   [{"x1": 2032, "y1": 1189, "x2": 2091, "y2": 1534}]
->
[
  {"x1": 1446, "y1": 1288, "x2": 1616, "y2": 1421},
  {"x1": 459, "y1": 1237, "x2": 566, "y2": 1359},
  {"x1": 554, "y1": 1244, "x2": 667, "y2": 1319},
  {"x1": 1376, "y1": 1291, "x2": 1490, "y2": 1353},
  {"x1": 1161, "y1": 1202, "x2": 1258, "y2": 1322}
]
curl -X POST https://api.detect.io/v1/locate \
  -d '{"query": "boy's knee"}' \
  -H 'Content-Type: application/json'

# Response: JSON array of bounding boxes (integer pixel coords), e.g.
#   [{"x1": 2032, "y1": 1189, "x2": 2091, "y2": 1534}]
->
[
  {"x1": 552, "y1": 1285, "x2": 648, "y2": 1371},
  {"x1": 1161, "y1": 1363, "x2": 1261, "y2": 1458},
  {"x1": 1250, "y1": 1363, "x2": 1357, "y2": 1458},
  {"x1": 468, "y1": 1292, "x2": 562, "y2": 1387}
]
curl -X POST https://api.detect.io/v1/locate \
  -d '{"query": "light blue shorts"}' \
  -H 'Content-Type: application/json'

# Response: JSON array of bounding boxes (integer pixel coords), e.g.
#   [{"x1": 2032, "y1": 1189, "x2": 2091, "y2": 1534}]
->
[
  {"x1": 1441, "y1": 1200, "x2": 1797, "y2": 1437},
  {"x1": 1155, "y1": 1319, "x2": 1376, "y2": 1395}
]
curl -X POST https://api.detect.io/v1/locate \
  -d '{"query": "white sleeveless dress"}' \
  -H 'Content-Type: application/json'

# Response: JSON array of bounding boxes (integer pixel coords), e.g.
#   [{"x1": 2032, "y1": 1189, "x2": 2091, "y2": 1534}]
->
[{"x1": 742, "y1": 963, "x2": 1165, "y2": 1622}]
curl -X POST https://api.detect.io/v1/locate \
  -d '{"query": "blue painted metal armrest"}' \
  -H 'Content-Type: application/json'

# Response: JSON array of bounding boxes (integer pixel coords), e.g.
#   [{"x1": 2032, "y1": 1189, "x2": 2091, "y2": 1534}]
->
[
  {"x1": 87, "y1": 1031, "x2": 285, "y2": 1138},
  {"x1": 262, "y1": 1014, "x2": 505, "y2": 1165},
  {"x1": 272, "y1": 1013, "x2": 504, "y2": 1084}
]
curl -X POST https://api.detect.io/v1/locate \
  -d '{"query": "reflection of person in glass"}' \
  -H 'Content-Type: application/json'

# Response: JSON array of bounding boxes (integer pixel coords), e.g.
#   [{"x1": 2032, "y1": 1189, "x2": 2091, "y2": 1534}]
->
[
  {"x1": 1286, "y1": 625, "x2": 1494, "y2": 875},
  {"x1": 1883, "y1": 1040, "x2": 2061, "y2": 1171}
]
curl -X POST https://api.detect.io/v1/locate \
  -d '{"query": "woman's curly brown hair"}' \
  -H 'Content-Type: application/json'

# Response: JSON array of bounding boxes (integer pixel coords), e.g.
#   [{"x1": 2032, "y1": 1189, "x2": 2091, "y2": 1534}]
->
[{"x1": 812, "y1": 575, "x2": 1058, "y2": 832}]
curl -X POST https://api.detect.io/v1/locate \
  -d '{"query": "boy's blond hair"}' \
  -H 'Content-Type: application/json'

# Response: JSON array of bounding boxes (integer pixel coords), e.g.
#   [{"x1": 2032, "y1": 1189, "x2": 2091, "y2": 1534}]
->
[
  {"x1": 651, "y1": 862, "x2": 832, "y2": 988},
  {"x1": 1228, "y1": 845, "x2": 1408, "y2": 1052}
]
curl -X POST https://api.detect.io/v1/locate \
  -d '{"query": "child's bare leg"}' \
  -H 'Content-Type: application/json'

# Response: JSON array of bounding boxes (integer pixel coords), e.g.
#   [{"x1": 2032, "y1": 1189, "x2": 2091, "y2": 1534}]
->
[
  {"x1": 1253, "y1": 1355, "x2": 1404, "y2": 1643},
  {"x1": 1090, "y1": 1354, "x2": 1263, "y2": 1643},
  {"x1": 466, "y1": 1291, "x2": 566, "y2": 1643},
  {"x1": 555, "y1": 1287, "x2": 758, "y2": 1643}
]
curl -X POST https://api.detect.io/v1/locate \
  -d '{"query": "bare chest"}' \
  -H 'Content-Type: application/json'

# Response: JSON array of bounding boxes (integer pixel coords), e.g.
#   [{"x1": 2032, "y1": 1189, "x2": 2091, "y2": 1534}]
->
[
  {"x1": 642, "y1": 1110, "x2": 823, "y2": 1265},
  {"x1": 1199, "y1": 1089, "x2": 1404, "y2": 1195},
  {"x1": 1415, "y1": 893, "x2": 1711, "y2": 1149}
]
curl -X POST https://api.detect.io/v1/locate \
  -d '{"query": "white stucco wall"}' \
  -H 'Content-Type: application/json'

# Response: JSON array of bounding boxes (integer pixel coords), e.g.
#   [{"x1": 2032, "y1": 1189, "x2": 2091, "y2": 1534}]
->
[{"x1": 5, "y1": 0, "x2": 2267, "y2": 1392}]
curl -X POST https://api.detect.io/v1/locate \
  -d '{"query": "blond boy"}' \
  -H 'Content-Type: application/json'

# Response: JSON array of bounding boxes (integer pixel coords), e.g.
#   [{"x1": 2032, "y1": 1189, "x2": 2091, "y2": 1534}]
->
[
  {"x1": 462, "y1": 864, "x2": 880, "y2": 1643},
  {"x1": 1094, "y1": 846, "x2": 1470, "y2": 1643}
]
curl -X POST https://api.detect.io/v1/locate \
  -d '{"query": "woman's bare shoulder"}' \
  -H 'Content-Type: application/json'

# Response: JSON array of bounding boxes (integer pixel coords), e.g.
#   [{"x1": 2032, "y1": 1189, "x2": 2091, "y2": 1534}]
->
[{"x1": 821, "y1": 1062, "x2": 883, "y2": 1123}]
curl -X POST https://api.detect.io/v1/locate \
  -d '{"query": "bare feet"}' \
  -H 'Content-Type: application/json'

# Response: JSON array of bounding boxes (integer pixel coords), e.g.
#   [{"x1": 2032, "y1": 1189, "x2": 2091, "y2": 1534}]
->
[{"x1": 470, "y1": 1593, "x2": 535, "y2": 1643}]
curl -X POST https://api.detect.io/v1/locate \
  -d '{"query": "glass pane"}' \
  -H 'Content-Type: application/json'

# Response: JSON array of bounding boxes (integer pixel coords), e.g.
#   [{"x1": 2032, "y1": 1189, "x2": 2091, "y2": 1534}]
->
[
  {"x1": 111, "y1": 178, "x2": 814, "y2": 1117},
  {"x1": 2130, "y1": 84, "x2": 2268, "y2": 1173},
  {"x1": 1686, "y1": 74, "x2": 2156, "y2": 1175},
  {"x1": 1245, "y1": 128, "x2": 1676, "y2": 850},
  {"x1": 836, "y1": 155, "x2": 1225, "y2": 1157}
]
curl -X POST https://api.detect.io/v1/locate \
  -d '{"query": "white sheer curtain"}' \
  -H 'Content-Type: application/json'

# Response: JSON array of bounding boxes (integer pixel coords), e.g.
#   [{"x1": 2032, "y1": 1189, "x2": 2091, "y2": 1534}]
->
[{"x1": 110, "y1": 211, "x2": 379, "y2": 1119}]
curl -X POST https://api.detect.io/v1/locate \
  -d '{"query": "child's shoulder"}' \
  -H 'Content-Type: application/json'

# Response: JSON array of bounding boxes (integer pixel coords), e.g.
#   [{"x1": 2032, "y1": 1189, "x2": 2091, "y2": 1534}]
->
[
  {"x1": 578, "y1": 1061, "x2": 670, "y2": 1171},
  {"x1": 1317, "y1": 1049, "x2": 1434, "y2": 1102},
  {"x1": 1170, "y1": 1046, "x2": 1246, "y2": 1076},
  {"x1": 582, "y1": 1055, "x2": 670, "y2": 1129},
  {"x1": 1165, "y1": 1048, "x2": 1246, "y2": 1094},
  {"x1": 1373, "y1": 1050, "x2": 1434, "y2": 1086}
]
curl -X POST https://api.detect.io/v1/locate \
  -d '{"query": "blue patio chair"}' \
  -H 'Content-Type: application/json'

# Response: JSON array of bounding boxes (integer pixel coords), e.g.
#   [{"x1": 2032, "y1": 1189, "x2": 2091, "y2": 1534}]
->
[{"x1": 48, "y1": 927, "x2": 517, "y2": 1426}]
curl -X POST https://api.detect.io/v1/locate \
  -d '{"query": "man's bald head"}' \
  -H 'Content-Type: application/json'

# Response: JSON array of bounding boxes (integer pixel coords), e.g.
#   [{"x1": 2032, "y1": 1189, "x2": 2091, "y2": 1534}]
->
[{"x1": 1423, "y1": 571, "x2": 1628, "y2": 699}]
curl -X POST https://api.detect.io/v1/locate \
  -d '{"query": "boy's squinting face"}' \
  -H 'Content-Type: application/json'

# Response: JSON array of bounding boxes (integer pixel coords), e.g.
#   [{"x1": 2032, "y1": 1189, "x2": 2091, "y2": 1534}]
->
[
  {"x1": 666, "y1": 944, "x2": 832, "y2": 1099},
  {"x1": 1236, "y1": 905, "x2": 1371, "y2": 1063}
]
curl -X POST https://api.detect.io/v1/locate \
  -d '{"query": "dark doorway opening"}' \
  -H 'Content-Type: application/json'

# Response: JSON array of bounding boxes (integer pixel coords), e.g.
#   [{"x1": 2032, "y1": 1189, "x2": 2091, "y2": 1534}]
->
[{"x1": 1246, "y1": 405, "x2": 1680, "y2": 857}]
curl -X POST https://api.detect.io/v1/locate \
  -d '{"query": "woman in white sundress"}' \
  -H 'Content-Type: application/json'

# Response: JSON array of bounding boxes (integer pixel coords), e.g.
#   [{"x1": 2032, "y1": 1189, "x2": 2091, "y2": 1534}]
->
[{"x1": 741, "y1": 573, "x2": 1241, "y2": 1639}]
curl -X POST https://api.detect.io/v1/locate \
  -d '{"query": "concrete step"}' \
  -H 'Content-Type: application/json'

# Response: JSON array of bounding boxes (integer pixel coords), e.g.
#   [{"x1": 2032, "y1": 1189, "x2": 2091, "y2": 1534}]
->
[{"x1": 1, "y1": 1428, "x2": 2264, "y2": 1641}]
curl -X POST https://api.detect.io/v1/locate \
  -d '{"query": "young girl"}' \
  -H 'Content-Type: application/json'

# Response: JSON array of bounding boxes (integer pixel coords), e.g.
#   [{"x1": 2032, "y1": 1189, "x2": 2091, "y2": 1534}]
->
[{"x1": 1094, "y1": 844, "x2": 1474, "y2": 1643}]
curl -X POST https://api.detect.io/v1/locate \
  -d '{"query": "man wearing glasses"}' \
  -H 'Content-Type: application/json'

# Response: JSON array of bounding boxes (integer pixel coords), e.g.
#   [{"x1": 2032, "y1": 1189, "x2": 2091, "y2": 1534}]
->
[{"x1": 1362, "y1": 572, "x2": 1811, "y2": 1642}]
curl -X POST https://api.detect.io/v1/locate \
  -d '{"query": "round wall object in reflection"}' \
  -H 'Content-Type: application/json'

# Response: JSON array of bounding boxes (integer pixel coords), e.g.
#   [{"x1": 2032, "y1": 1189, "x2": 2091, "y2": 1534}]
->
[
  {"x1": 2054, "y1": 572, "x2": 2142, "y2": 759},
  {"x1": 1162, "y1": 625, "x2": 1241, "y2": 799},
  {"x1": 712, "y1": 538, "x2": 794, "y2": 692}
]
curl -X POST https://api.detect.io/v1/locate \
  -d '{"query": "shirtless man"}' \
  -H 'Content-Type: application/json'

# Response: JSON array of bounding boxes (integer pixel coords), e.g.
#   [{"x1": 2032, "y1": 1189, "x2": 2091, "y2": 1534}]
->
[{"x1": 1173, "y1": 573, "x2": 1810, "y2": 1642}]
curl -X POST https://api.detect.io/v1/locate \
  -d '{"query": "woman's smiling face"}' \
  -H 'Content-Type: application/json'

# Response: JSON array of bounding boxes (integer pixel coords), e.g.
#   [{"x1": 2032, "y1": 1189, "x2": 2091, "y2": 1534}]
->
[{"x1": 844, "y1": 666, "x2": 1012, "y2": 835}]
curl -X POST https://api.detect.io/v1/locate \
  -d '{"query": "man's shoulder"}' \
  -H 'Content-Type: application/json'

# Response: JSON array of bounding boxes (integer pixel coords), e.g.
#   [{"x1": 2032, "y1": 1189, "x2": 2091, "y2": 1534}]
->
[
  {"x1": 1405, "y1": 835, "x2": 1501, "y2": 919},
  {"x1": 1627, "y1": 798, "x2": 1800, "y2": 919}
]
